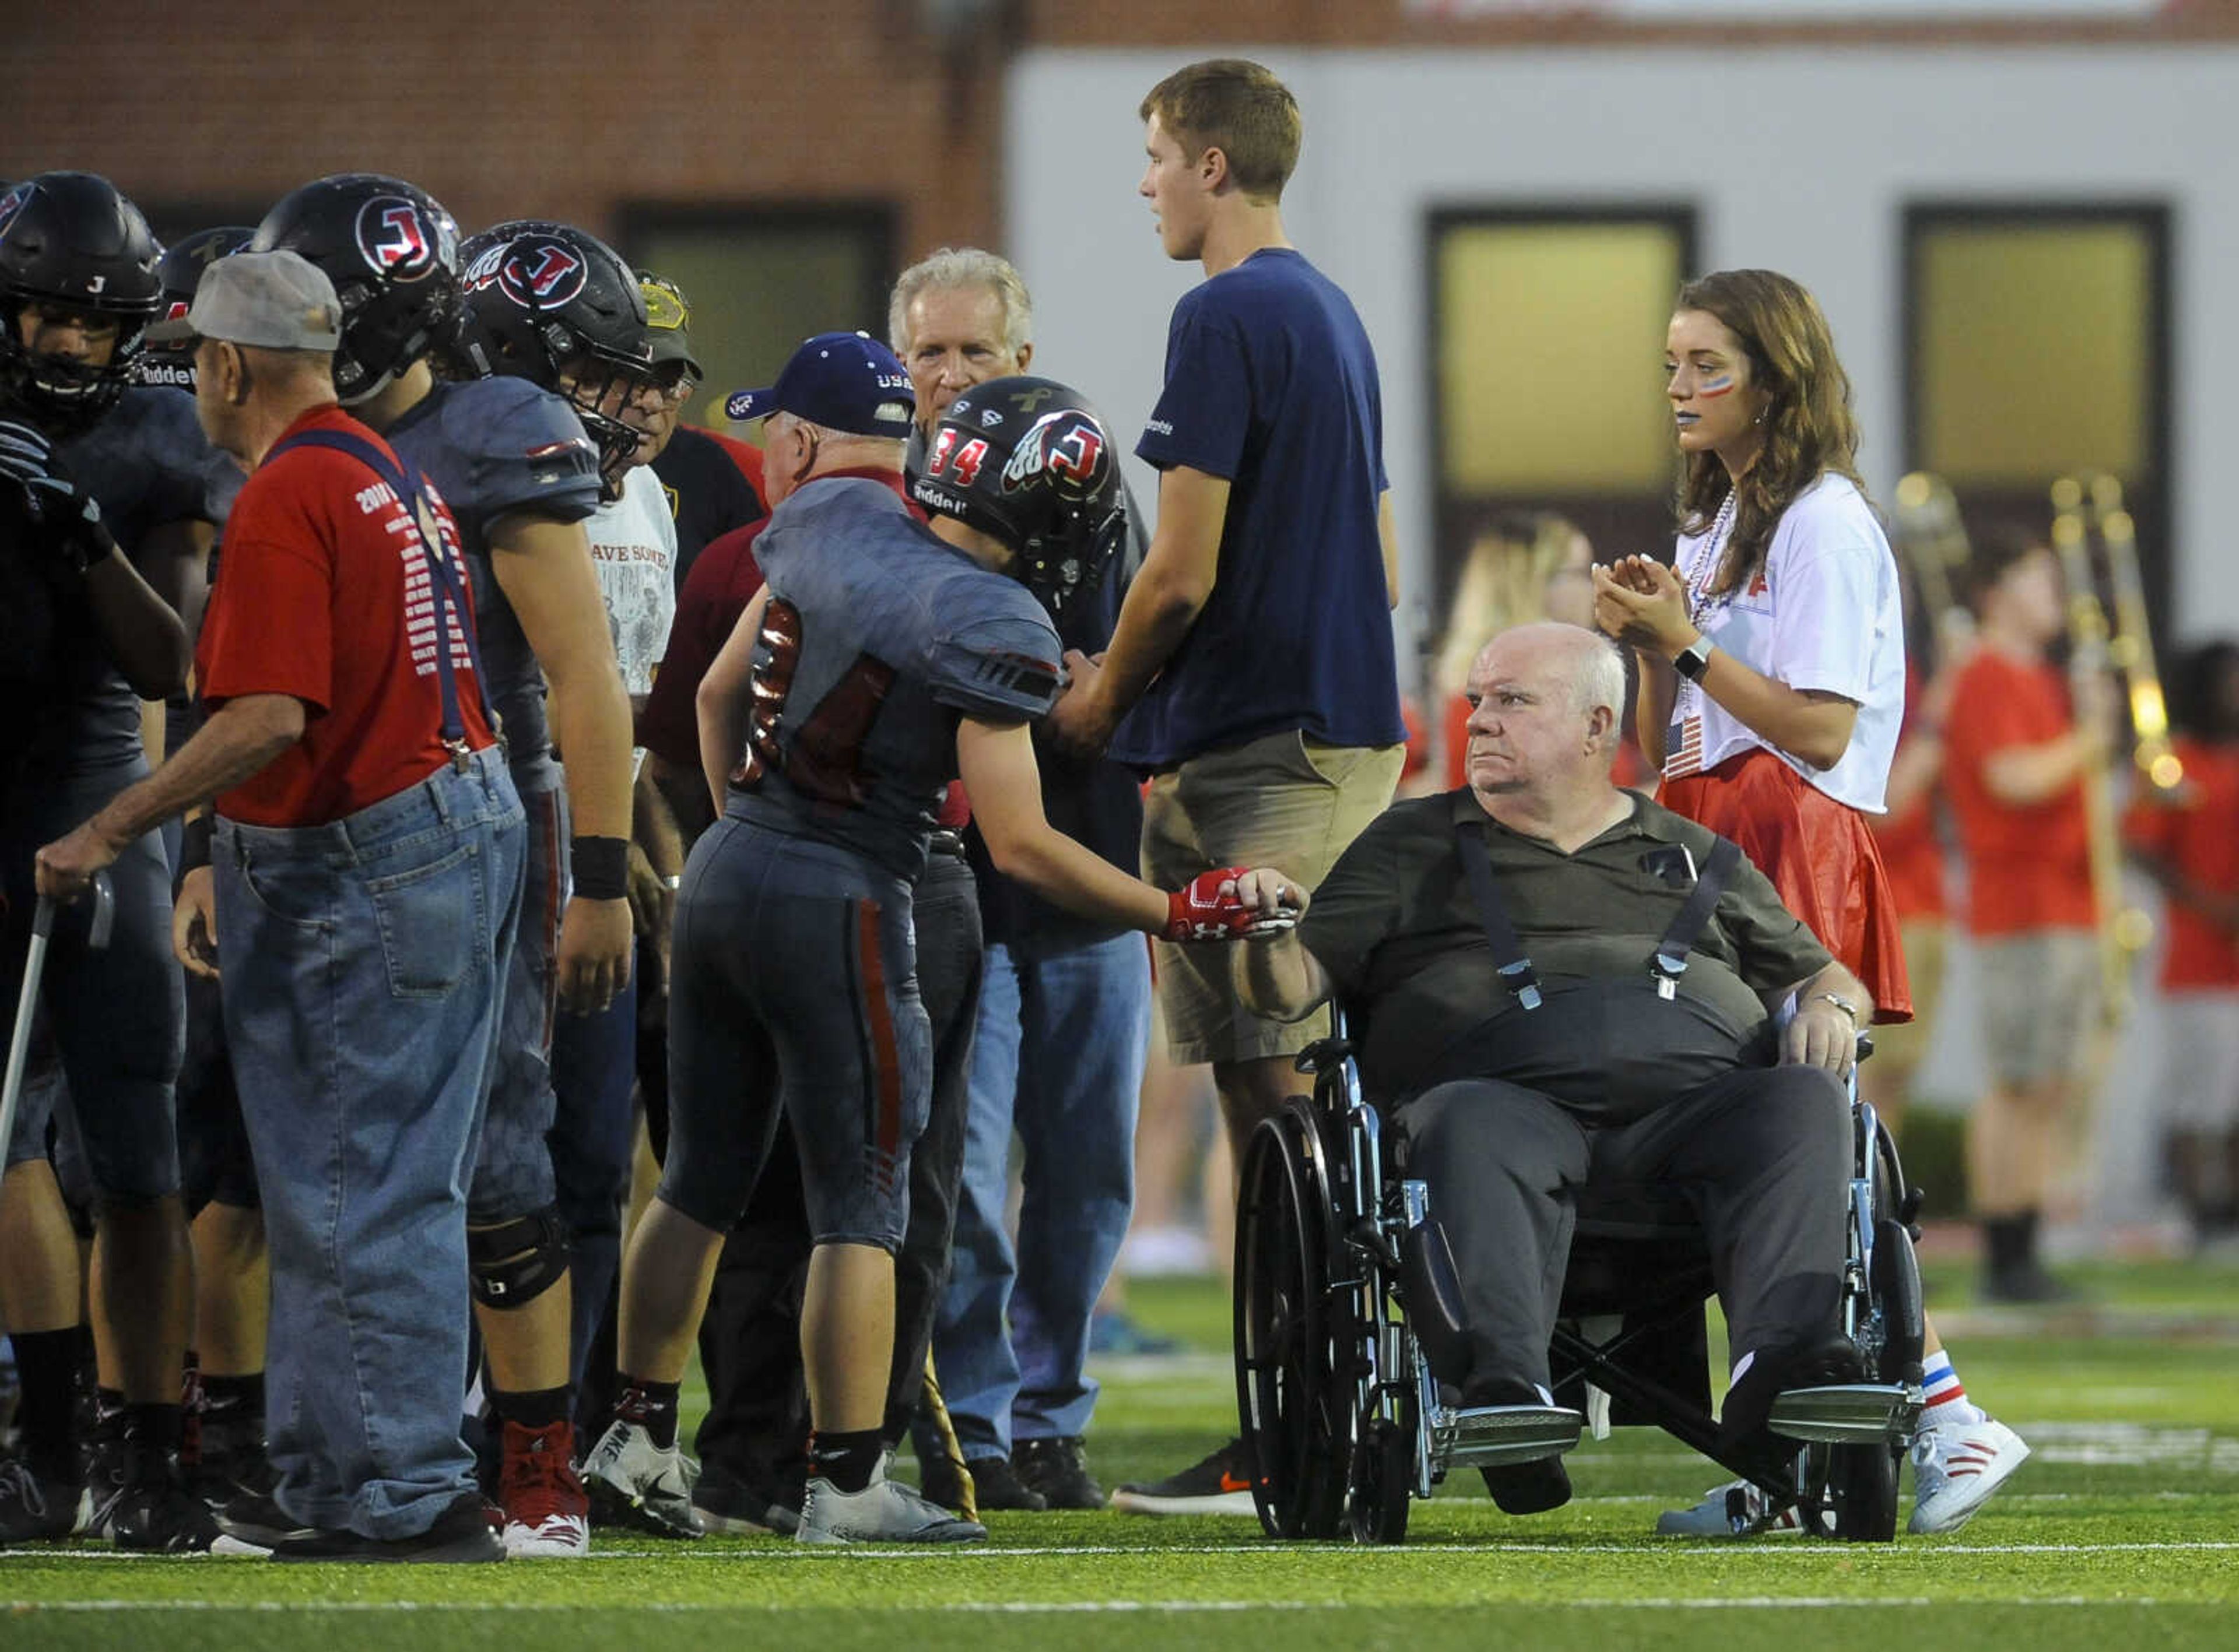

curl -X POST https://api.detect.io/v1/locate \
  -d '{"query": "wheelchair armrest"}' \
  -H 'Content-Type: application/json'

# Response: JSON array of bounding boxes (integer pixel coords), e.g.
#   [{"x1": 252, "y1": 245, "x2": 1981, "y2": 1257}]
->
[{"x1": 1296, "y1": 1036, "x2": 1355, "y2": 1075}]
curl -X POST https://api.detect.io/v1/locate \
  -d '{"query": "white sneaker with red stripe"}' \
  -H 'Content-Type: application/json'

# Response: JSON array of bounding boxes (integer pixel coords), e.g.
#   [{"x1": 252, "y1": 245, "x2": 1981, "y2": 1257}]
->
[{"x1": 1908, "y1": 1417, "x2": 2029, "y2": 1534}]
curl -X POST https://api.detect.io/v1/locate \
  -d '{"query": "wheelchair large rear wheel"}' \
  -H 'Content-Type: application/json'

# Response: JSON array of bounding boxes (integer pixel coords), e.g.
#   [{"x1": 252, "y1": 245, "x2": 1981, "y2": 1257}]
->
[{"x1": 1234, "y1": 1106, "x2": 1350, "y2": 1539}]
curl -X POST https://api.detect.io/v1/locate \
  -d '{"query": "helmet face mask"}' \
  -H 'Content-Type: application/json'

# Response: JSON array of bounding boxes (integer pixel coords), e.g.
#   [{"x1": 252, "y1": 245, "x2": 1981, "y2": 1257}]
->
[
  {"x1": 0, "y1": 172, "x2": 164, "y2": 437},
  {"x1": 251, "y1": 174, "x2": 460, "y2": 406},
  {"x1": 452, "y1": 221, "x2": 656, "y2": 495},
  {"x1": 136, "y1": 224, "x2": 254, "y2": 391},
  {"x1": 913, "y1": 376, "x2": 1127, "y2": 620}
]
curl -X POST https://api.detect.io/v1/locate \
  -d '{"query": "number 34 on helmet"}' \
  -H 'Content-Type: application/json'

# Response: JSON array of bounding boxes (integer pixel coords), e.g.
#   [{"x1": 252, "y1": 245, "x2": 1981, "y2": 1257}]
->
[{"x1": 910, "y1": 374, "x2": 1129, "y2": 621}]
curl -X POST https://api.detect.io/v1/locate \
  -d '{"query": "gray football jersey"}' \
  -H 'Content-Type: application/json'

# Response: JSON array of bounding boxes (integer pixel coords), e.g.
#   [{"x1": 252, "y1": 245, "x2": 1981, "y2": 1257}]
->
[
  {"x1": 728, "y1": 475, "x2": 1061, "y2": 880},
  {"x1": 385, "y1": 377, "x2": 601, "y2": 792},
  {"x1": 48, "y1": 386, "x2": 240, "y2": 774}
]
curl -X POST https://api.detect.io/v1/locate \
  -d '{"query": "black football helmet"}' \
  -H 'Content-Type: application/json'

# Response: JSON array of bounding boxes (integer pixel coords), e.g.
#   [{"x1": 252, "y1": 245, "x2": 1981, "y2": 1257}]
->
[
  {"x1": 0, "y1": 171, "x2": 164, "y2": 437},
  {"x1": 135, "y1": 225, "x2": 254, "y2": 390},
  {"x1": 251, "y1": 174, "x2": 460, "y2": 405},
  {"x1": 910, "y1": 375, "x2": 1127, "y2": 620},
  {"x1": 451, "y1": 220, "x2": 655, "y2": 490}
]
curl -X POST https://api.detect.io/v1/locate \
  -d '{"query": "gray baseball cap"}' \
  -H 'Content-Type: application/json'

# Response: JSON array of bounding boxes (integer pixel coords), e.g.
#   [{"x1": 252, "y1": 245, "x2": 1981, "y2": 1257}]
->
[{"x1": 145, "y1": 249, "x2": 342, "y2": 351}]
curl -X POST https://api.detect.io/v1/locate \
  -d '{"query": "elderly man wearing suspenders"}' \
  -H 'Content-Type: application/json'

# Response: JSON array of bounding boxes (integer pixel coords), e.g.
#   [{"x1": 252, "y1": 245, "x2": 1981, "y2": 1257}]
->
[{"x1": 36, "y1": 249, "x2": 527, "y2": 1563}]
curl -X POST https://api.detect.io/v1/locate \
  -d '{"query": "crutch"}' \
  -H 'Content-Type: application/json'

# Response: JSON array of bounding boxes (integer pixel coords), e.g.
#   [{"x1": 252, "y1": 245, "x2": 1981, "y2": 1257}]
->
[
  {"x1": 0, "y1": 872, "x2": 114, "y2": 1210},
  {"x1": 920, "y1": 1350, "x2": 979, "y2": 1521}
]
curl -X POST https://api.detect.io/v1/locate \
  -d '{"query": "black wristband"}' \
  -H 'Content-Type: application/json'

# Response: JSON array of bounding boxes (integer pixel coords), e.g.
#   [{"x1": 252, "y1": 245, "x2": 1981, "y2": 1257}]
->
[
  {"x1": 570, "y1": 834, "x2": 630, "y2": 901},
  {"x1": 180, "y1": 813, "x2": 214, "y2": 874}
]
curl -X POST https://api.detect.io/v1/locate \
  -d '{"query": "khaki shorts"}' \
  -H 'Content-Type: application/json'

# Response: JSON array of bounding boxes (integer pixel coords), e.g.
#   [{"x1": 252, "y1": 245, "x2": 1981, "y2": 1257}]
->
[
  {"x1": 1142, "y1": 730, "x2": 1404, "y2": 1066},
  {"x1": 1976, "y1": 928, "x2": 2100, "y2": 1088}
]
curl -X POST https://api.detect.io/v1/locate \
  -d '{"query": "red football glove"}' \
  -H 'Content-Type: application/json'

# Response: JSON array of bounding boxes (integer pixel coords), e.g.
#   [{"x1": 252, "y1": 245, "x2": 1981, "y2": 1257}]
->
[{"x1": 1164, "y1": 866, "x2": 1296, "y2": 943}]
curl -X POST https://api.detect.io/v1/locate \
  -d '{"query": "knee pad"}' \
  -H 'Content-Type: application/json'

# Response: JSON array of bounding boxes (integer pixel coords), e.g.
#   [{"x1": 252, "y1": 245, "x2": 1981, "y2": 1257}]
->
[{"x1": 468, "y1": 1205, "x2": 570, "y2": 1309}]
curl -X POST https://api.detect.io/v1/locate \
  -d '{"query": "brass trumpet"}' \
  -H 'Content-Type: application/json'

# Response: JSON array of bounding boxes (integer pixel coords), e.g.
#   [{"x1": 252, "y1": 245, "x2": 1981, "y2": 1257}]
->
[
  {"x1": 1892, "y1": 472, "x2": 1978, "y2": 663},
  {"x1": 2049, "y1": 471, "x2": 2177, "y2": 1026}
]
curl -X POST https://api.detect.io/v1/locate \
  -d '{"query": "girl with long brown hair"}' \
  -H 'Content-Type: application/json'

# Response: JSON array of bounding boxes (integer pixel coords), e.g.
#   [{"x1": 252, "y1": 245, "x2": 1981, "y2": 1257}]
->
[
  {"x1": 1595, "y1": 268, "x2": 1910, "y2": 1021},
  {"x1": 1597, "y1": 269, "x2": 2030, "y2": 1539}
]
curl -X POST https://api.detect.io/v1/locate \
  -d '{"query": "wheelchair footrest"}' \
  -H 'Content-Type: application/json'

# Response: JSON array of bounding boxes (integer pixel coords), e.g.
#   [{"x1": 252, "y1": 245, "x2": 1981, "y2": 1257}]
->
[
  {"x1": 1768, "y1": 1383, "x2": 1919, "y2": 1444},
  {"x1": 1435, "y1": 1404, "x2": 1584, "y2": 1470}
]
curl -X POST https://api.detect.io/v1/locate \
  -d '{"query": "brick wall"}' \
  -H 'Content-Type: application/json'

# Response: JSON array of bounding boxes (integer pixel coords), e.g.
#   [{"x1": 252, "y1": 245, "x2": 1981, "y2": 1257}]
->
[{"x1": 1, "y1": 1, "x2": 1009, "y2": 259}]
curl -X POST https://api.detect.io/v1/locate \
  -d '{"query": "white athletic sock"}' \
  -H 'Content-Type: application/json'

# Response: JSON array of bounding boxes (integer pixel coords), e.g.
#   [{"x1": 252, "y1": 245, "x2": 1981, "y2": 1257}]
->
[{"x1": 1920, "y1": 1349, "x2": 1986, "y2": 1429}]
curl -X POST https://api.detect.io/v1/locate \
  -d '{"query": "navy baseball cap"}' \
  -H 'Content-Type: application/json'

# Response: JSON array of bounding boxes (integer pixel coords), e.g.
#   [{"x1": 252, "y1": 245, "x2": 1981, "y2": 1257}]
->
[{"x1": 724, "y1": 331, "x2": 914, "y2": 438}]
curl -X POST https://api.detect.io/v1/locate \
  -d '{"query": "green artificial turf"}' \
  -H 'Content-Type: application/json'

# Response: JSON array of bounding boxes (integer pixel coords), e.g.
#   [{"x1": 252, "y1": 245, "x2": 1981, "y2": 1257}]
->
[{"x1": 5, "y1": 1261, "x2": 2236, "y2": 1651}]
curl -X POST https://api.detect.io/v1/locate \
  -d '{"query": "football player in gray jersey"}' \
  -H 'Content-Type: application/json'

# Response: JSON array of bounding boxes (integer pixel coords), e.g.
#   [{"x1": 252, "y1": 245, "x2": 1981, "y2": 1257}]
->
[
  {"x1": 584, "y1": 335, "x2": 1287, "y2": 1545},
  {"x1": 238, "y1": 181, "x2": 638, "y2": 1559}
]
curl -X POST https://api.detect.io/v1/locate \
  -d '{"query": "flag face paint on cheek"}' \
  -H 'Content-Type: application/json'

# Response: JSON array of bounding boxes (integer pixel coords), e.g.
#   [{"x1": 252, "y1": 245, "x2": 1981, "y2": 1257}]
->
[{"x1": 1696, "y1": 373, "x2": 1736, "y2": 399}]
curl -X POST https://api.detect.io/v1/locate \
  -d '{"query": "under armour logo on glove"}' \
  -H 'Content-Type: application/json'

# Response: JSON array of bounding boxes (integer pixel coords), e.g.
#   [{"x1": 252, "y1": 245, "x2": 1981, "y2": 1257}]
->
[{"x1": 1164, "y1": 866, "x2": 1299, "y2": 943}]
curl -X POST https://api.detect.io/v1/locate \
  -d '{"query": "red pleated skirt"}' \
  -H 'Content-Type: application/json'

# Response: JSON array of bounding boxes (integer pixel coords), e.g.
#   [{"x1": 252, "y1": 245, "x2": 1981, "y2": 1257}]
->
[{"x1": 1659, "y1": 748, "x2": 1914, "y2": 1023}]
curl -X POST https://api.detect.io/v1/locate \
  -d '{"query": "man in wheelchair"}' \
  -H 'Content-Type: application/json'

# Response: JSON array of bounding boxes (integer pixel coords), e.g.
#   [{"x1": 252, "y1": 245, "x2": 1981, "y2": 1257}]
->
[{"x1": 1226, "y1": 623, "x2": 1912, "y2": 1530}]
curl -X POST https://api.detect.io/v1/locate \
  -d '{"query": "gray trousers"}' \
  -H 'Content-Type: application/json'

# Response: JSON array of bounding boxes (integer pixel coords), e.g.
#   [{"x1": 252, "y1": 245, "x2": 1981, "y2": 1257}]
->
[{"x1": 1398, "y1": 1064, "x2": 1850, "y2": 1400}]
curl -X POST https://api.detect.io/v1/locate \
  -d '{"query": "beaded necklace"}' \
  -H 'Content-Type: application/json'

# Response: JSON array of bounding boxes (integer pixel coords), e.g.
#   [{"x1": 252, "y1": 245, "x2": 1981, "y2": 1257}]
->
[{"x1": 1686, "y1": 490, "x2": 1741, "y2": 630}]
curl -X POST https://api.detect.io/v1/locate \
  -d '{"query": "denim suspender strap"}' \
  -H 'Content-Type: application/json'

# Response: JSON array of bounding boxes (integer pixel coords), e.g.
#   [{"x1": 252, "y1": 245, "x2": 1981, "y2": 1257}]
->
[
  {"x1": 265, "y1": 427, "x2": 492, "y2": 760},
  {"x1": 1454, "y1": 818, "x2": 1543, "y2": 1012},
  {"x1": 1648, "y1": 838, "x2": 1741, "y2": 999}
]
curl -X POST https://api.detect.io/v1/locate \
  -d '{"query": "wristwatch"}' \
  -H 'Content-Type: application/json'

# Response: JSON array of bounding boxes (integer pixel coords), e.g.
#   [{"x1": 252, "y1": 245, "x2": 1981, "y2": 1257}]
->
[
  {"x1": 1814, "y1": 991, "x2": 1862, "y2": 1025},
  {"x1": 1672, "y1": 635, "x2": 1716, "y2": 683}
]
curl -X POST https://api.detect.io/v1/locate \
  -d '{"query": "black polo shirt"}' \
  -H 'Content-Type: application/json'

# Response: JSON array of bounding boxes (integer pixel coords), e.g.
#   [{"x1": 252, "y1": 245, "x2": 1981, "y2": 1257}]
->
[{"x1": 1296, "y1": 788, "x2": 1831, "y2": 1098}]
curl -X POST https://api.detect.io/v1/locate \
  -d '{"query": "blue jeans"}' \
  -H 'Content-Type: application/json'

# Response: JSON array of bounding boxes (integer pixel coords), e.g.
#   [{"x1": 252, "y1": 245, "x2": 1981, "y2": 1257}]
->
[
  {"x1": 215, "y1": 748, "x2": 525, "y2": 1539},
  {"x1": 927, "y1": 935, "x2": 1150, "y2": 1454}
]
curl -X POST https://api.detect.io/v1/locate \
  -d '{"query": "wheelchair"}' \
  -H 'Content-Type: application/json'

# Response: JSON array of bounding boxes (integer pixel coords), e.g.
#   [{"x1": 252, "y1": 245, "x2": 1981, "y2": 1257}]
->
[{"x1": 1231, "y1": 1013, "x2": 1927, "y2": 1544}]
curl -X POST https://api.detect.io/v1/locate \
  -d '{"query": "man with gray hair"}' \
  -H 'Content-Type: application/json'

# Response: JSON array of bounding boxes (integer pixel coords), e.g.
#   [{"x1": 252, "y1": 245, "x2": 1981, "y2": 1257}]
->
[
  {"x1": 1221, "y1": 621, "x2": 1870, "y2": 1518},
  {"x1": 39, "y1": 250, "x2": 527, "y2": 1561},
  {"x1": 889, "y1": 249, "x2": 1156, "y2": 1513},
  {"x1": 889, "y1": 247, "x2": 1034, "y2": 441}
]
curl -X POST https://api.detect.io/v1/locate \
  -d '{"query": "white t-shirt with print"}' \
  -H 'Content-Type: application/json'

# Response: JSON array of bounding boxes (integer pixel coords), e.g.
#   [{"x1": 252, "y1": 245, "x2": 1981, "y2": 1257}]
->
[
  {"x1": 582, "y1": 464, "x2": 678, "y2": 700},
  {"x1": 1665, "y1": 472, "x2": 1904, "y2": 813},
  {"x1": 582, "y1": 464, "x2": 678, "y2": 780}
]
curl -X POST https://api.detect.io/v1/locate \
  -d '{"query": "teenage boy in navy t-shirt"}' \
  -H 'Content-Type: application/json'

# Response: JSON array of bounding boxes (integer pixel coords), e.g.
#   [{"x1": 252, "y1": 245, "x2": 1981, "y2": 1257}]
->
[{"x1": 1045, "y1": 58, "x2": 1407, "y2": 1517}]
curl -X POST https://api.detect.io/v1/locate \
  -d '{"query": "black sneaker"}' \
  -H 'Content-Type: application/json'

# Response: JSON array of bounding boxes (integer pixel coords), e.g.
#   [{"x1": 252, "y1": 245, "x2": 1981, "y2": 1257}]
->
[
  {"x1": 690, "y1": 1465, "x2": 805, "y2": 1535},
  {"x1": 0, "y1": 1457, "x2": 86, "y2": 1542},
  {"x1": 215, "y1": 1482, "x2": 304, "y2": 1549},
  {"x1": 1109, "y1": 1438, "x2": 1258, "y2": 1517},
  {"x1": 945, "y1": 1454, "x2": 1045, "y2": 1513},
  {"x1": 1464, "y1": 1382, "x2": 1573, "y2": 1516},
  {"x1": 1013, "y1": 1437, "x2": 1104, "y2": 1510},
  {"x1": 81, "y1": 1415, "x2": 129, "y2": 1538},
  {"x1": 1982, "y1": 1266, "x2": 2080, "y2": 1306},
  {"x1": 269, "y1": 1495, "x2": 504, "y2": 1563},
  {"x1": 109, "y1": 1474, "x2": 221, "y2": 1553}
]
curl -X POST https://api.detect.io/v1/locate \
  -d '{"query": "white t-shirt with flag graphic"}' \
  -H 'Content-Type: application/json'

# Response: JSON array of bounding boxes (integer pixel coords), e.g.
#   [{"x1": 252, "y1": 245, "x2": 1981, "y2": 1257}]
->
[{"x1": 1664, "y1": 472, "x2": 1904, "y2": 814}]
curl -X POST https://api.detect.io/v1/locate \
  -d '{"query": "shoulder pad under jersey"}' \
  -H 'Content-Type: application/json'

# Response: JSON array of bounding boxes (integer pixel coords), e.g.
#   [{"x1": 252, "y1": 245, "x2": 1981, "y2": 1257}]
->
[
  {"x1": 925, "y1": 574, "x2": 1064, "y2": 725},
  {"x1": 428, "y1": 376, "x2": 601, "y2": 529}
]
